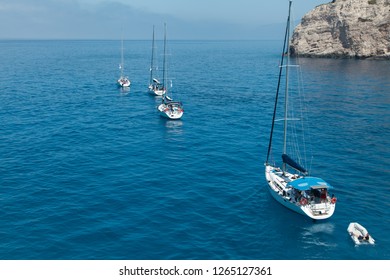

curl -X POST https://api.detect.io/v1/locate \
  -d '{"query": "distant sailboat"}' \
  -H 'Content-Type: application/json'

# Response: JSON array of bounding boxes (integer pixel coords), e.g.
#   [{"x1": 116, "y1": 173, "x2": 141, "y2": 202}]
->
[
  {"x1": 264, "y1": 1, "x2": 336, "y2": 220},
  {"x1": 157, "y1": 23, "x2": 184, "y2": 120},
  {"x1": 148, "y1": 25, "x2": 165, "y2": 96},
  {"x1": 117, "y1": 34, "x2": 130, "y2": 88}
]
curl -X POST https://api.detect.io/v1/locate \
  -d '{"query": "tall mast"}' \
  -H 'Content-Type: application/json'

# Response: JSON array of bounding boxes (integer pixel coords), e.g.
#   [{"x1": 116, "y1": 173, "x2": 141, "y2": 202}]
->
[
  {"x1": 162, "y1": 23, "x2": 167, "y2": 96},
  {"x1": 120, "y1": 32, "x2": 124, "y2": 77},
  {"x1": 150, "y1": 25, "x2": 155, "y2": 85},
  {"x1": 266, "y1": 0, "x2": 292, "y2": 164},
  {"x1": 282, "y1": 0, "x2": 292, "y2": 172}
]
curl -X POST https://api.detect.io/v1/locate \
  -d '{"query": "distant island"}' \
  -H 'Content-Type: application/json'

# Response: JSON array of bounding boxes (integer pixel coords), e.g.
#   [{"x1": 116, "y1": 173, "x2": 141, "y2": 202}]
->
[{"x1": 291, "y1": 0, "x2": 390, "y2": 59}]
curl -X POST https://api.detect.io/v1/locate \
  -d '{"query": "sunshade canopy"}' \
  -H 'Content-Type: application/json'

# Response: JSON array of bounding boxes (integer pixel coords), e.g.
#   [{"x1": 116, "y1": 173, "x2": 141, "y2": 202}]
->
[{"x1": 288, "y1": 177, "x2": 333, "y2": 191}]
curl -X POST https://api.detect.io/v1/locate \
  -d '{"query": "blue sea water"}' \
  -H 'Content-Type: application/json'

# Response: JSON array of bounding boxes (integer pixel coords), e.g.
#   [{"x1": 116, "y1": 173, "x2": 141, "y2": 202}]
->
[{"x1": 0, "y1": 40, "x2": 389, "y2": 260}]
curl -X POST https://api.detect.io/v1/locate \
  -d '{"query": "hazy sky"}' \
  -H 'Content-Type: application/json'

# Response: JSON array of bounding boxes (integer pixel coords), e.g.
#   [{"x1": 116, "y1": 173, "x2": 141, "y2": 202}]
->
[{"x1": 0, "y1": 0, "x2": 328, "y2": 39}]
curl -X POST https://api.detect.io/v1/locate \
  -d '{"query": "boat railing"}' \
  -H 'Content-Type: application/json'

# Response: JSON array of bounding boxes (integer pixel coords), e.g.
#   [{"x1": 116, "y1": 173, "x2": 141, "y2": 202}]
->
[{"x1": 308, "y1": 200, "x2": 332, "y2": 215}]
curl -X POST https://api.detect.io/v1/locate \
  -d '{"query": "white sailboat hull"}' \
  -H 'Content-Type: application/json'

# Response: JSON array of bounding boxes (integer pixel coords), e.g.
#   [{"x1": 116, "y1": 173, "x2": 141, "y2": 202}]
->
[
  {"x1": 118, "y1": 77, "x2": 131, "y2": 88},
  {"x1": 158, "y1": 104, "x2": 183, "y2": 120},
  {"x1": 265, "y1": 165, "x2": 336, "y2": 220},
  {"x1": 148, "y1": 86, "x2": 165, "y2": 96}
]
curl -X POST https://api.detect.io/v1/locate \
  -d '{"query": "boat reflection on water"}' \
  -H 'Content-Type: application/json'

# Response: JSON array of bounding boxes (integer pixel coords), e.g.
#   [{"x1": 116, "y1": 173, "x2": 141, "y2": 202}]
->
[
  {"x1": 300, "y1": 222, "x2": 337, "y2": 249},
  {"x1": 164, "y1": 120, "x2": 183, "y2": 130},
  {"x1": 162, "y1": 119, "x2": 183, "y2": 138},
  {"x1": 304, "y1": 222, "x2": 335, "y2": 235},
  {"x1": 119, "y1": 86, "x2": 130, "y2": 95}
]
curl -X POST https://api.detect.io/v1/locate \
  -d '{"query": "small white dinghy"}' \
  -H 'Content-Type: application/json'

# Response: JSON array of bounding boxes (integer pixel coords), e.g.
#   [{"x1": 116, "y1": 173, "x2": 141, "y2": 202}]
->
[{"x1": 347, "y1": 222, "x2": 375, "y2": 245}]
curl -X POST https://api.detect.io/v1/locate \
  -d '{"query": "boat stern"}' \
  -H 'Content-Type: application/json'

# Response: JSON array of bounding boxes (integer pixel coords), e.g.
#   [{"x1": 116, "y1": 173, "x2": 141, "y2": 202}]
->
[
  {"x1": 303, "y1": 201, "x2": 336, "y2": 220},
  {"x1": 158, "y1": 104, "x2": 183, "y2": 120}
]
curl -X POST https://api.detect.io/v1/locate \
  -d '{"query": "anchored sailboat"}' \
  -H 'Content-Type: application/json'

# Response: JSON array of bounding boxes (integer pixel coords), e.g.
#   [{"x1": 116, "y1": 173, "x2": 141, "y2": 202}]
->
[
  {"x1": 157, "y1": 23, "x2": 184, "y2": 120},
  {"x1": 117, "y1": 34, "x2": 130, "y2": 88},
  {"x1": 264, "y1": 1, "x2": 336, "y2": 220},
  {"x1": 148, "y1": 25, "x2": 165, "y2": 96}
]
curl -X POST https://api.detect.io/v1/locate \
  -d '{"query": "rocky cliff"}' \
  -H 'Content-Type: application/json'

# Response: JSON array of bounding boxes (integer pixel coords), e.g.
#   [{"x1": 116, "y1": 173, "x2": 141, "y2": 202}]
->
[{"x1": 291, "y1": 0, "x2": 390, "y2": 59}]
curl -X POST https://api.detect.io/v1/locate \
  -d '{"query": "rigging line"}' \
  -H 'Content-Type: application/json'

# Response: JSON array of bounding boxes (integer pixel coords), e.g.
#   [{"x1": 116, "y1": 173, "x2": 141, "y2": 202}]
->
[
  {"x1": 295, "y1": 46, "x2": 313, "y2": 173},
  {"x1": 281, "y1": 73, "x2": 303, "y2": 170},
  {"x1": 289, "y1": 4, "x2": 299, "y2": 165},
  {"x1": 290, "y1": 69, "x2": 303, "y2": 168},
  {"x1": 289, "y1": 4, "x2": 310, "y2": 172},
  {"x1": 282, "y1": 0, "x2": 293, "y2": 172},
  {"x1": 149, "y1": 25, "x2": 155, "y2": 85},
  {"x1": 292, "y1": 3, "x2": 312, "y2": 172},
  {"x1": 287, "y1": 103, "x2": 301, "y2": 169},
  {"x1": 297, "y1": 65, "x2": 308, "y2": 170},
  {"x1": 266, "y1": 0, "x2": 292, "y2": 164},
  {"x1": 166, "y1": 47, "x2": 178, "y2": 98},
  {"x1": 162, "y1": 22, "x2": 168, "y2": 96}
]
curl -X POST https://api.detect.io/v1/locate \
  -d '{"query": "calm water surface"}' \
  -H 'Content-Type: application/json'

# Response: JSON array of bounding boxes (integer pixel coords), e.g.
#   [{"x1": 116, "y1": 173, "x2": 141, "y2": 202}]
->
[{"x1": 0, "y1": 40, "x2": 389, "y2": 260}]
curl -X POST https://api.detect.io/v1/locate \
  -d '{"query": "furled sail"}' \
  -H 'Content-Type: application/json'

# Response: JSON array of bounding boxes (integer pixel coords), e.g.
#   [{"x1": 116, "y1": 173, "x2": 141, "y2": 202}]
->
[{"x1": 282, "y1": 154, "x2": 307, "y2": 174}]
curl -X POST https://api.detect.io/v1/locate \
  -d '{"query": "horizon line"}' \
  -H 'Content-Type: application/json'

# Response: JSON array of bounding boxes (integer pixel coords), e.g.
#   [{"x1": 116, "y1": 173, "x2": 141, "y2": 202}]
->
[{"x1": 0, "y1": 38, "x2": 283, "y2": 41}]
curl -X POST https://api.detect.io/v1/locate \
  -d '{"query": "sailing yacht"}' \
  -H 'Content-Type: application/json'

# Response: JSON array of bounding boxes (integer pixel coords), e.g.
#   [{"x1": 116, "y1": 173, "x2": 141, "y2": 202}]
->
[
  {"x1": 264, "y1": 1, "x2": 336, "y2": 220},
  {"x1": 157, "y1": 23, "x2": 184, "y2": 120},
  {"x1": 117, "y1": 35, "x2": 131, "y2": 88},
  {"x1": 148, "y1": 25, "x2": 165, "y2": 96}
]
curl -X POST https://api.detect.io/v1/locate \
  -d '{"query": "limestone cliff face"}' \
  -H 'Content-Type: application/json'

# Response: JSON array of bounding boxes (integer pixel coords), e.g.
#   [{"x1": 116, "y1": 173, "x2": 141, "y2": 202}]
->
[{"x1": 291, "y1": 0, "x2": 390, "y2": 59}]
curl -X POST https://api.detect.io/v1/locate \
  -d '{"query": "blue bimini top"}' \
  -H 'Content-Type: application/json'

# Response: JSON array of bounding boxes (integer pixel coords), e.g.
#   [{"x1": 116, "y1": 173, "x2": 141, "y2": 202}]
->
[{"x1": 288, "y1": 177, "x2": 333, "y2": 191}]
